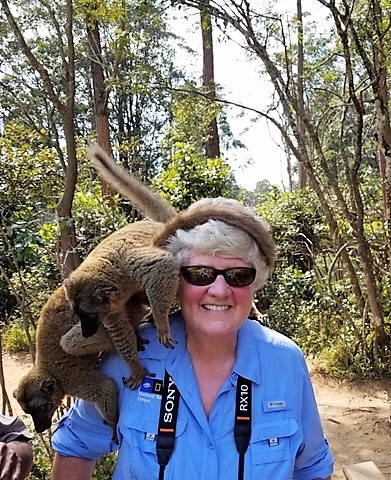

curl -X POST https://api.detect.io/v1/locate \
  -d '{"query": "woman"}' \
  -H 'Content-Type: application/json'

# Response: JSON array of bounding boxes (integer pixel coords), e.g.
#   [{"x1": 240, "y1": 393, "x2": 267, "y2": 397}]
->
[{"x1": 51, "y1": 198, "x2": 334, "y2": 480}]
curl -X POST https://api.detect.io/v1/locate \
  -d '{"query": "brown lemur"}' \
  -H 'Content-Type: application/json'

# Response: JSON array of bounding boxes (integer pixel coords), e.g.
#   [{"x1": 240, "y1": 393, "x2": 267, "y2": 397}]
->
[
  {"x1": 14, "y1": 148, "x2": 180, "y2": 438},
  {"x1": 13, "y1": 285, "x2": 119, "y2": 439},
  {"x1": 63, "y1": 218, "x2": 180, "y2": 388},
  {"x1": 87, "y1": 143, "x2": 275, "y2": 322},
  {"x1": 14, "y1": 218, "x2": 180, "y2": 436}
]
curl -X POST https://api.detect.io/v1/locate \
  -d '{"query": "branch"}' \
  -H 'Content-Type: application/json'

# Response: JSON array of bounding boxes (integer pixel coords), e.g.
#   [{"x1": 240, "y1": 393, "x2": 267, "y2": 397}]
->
[
  {"x1": 0, "y1": 0, "x2": 64, "y2": 113},
  {"x1": 37, "y1": 0, "x2": 68, "y2": 79}
]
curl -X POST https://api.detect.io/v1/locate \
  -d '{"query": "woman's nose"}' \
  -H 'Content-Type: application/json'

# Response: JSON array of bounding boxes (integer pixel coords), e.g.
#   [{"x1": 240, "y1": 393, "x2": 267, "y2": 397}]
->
[{"x1": 208, "y1": 273, "x2": 231, "y2": 293}]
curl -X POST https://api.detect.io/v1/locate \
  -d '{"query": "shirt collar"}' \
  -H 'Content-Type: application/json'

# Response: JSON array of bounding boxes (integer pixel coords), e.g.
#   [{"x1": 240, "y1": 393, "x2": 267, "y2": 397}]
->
[{"x1": 232, "y1": 320, "x2": 262, "y2": 385}]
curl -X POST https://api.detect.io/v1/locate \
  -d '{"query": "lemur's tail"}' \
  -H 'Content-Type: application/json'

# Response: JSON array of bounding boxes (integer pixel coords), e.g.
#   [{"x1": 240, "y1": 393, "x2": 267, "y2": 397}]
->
[{"x1": 88, "y1": 143, "x2": 176, "y2": 223}]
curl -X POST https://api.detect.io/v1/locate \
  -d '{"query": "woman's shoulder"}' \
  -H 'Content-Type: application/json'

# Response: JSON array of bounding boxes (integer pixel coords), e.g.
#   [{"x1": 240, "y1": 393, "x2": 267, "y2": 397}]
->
[
  {"x1": 97, "y1": 350, "x2": 130, "y2": 385},
  {"x1": 243, "y1": 319, "x2": 303, "y2": 356}
]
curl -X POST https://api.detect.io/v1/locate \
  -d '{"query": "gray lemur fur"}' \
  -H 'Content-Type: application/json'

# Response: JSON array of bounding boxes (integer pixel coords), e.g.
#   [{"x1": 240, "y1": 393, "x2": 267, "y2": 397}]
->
[
  {"x1": 13, "y1": 286, "x2": 118, "y2": 439},
  {"x1": 86, "y1": 143, "x2": 266, "y2": 322}
]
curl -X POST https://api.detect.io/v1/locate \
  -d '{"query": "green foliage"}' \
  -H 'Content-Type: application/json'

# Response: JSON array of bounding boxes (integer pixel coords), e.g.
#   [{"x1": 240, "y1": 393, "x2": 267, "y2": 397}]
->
[
  {"x1": 104, "y1": 0, "x2": 187, "y2": 183},
  {"x1": 254, "y1": 184, "x2": 391, "y2": 378},
  {"x1": 0, "y1": 122, "x2": 64, "y2": 330},
  {"x1": 153, "y1": 148, "x2": 237, "y2": 210},
  {"x1": 257, "y1": 187, "x2": 329, "y2": 271},
  {"x1": 92, "y1": 452, "x2": 118, "y2": 479},
  {"x1": 1, "y1": 321, "x2": 33, "y2": 352},
  {"x1": 75, "y1": 0, "x2": 125, "y2": 25},
  {"x1": 260, "y1": 267, "x2": 315, "y2": 338},
  {"x1": 72, "y1": 185, "x2": 127, "y2": 259},
  {"x1": 315, "y1": 330, "x2": 391, "y2": 380},
  {"x1": 258, "y1": 259, "x2": 383, "y2": 377},
  {"x1": 154, "y1": 87, "x2": 239, "y2": 209},
  {"x1": 29, "y1": 433, "x2": 53, "y2": 480},
  {"x1": 379, "y1": 270, "x2": 391, "y2": 319},
  {"x1": 254, "y1": 189, "x2": 333, "y2": 348},
  {"x1": 28, "y1": 429, "x2": 117, "y2": 479},
  {"x1": 0, "y1": 122, "x2": 62, "y2": 220},
  {"x1": 5, "y1": 220, "x2": 45, "y2": 264},
  {"x1": 313, "y1": 339, "x2": 359, "y2": 379}
]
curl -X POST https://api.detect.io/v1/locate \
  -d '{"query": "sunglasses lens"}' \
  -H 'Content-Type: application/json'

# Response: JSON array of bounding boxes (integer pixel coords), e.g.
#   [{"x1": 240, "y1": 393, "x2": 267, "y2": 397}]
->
[
  {"x1": 225, "y1": 268, "x2": 256, "y2": 287},
  {"x1": 181, "y1": 267, "x2": 256, "y2": 287},
  {"x1": 181, "y1": 267, "x2": 216, "y2": 286}
]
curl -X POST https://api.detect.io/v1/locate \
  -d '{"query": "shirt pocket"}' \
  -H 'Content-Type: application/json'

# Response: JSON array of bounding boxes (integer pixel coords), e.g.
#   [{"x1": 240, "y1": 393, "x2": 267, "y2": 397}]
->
[
  {"x1": 119, "y1": 412, "x2": 188, "y2": 479},
  {"x1": 249, "y1": 418, "x2": 298, "y2": 469}
]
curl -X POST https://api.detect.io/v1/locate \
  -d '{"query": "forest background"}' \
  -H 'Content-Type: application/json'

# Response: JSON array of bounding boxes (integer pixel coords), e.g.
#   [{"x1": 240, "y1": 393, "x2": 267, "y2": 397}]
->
[{"x1": 0, "y1": 0, "x2": 390, "y2": 477}]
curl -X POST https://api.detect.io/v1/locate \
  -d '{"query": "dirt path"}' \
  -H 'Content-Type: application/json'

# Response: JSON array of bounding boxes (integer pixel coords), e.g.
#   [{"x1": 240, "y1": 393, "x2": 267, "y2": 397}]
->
[
  {"x1": 2, "y1": 352, "x2": 391, "y2": 478},
  {"x1": 310, "y1": 367, "x2": 391, "y2": 479}
]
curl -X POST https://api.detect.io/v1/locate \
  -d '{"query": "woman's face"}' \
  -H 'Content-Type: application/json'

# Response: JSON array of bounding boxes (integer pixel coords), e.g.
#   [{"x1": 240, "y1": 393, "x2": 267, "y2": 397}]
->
[{"x1": 177, "y1": 253, "x2": 256, "y2": 340}]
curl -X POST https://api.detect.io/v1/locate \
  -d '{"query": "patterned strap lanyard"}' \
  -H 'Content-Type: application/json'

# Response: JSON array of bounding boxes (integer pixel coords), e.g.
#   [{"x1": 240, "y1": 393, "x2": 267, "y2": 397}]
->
[{"x1": 156, "y1": 371, "x2": 252, "y2": 480}]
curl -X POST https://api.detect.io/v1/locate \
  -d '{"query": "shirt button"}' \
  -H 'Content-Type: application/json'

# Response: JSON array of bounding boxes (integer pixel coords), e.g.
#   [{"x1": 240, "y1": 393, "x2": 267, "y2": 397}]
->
[
  {"x1": 231, "y1": 372, "x2": 238, "y2": 381},
  {"x1": 208, "y1": 442, "x2": 214, "y2": 450}
]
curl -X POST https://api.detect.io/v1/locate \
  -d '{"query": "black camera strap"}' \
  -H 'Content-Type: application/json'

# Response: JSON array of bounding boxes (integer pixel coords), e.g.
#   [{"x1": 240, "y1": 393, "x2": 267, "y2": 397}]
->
[
  {"x1": 156, "y1": 372, "x2": 252, "y2": 480},
  {"x1": 156, "y1": 370, "x2": 180, "y2": 480},
  {"x1": 234, "y1": 375, "x2": 252, "y2": 480}
]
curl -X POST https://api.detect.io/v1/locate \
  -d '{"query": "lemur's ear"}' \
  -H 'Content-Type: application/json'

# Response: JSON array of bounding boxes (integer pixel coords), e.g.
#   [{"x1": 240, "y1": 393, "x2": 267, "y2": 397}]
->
[
  {"x1": 96, "y1": 284, "x2": 117, "y2": 302},
  {"x1": 41, "y1": 378, "x2": 56, "y2": 394}
]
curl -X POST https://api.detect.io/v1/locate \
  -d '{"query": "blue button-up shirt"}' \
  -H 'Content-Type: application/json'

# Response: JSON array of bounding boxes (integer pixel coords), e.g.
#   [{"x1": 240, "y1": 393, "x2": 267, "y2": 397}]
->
[{"x1": 51, "y1": 313, "x2": 334, "y2": 479}]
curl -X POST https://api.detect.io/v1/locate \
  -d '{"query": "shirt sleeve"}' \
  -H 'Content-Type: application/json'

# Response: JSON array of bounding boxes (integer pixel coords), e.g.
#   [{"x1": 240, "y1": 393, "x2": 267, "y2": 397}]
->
[
  {"x1": 293, "y1": 359, "x2": 334, "y2": 480},
  {"x1": 50, "y1": 352, "x2": 127, "y2": 460},
  {"x1": 0, "y1": 414, "x2": 33, "y2": 442}
]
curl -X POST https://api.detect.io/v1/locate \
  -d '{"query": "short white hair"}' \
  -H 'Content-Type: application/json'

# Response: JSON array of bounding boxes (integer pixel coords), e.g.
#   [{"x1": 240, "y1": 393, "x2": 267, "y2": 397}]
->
[{"x1": 164, "y1": 219, "x2": 269, "y2": 290}]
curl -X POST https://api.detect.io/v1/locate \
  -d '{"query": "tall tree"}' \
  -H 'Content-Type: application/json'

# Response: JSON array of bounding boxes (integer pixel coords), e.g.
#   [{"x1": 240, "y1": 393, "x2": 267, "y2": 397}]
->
[
  {"x1": 79, "y1": 0, "x2": 126, "y2": 197},
  {"x1": 296, "y1": 0, "x2": 307, "y2": 188},
  {"x1": 200, "y1": 0, "x2": 220, "y2": 159},
  {"x1": 318, "y1": 0, "x2": 391, "y2": 263},
  {"x1": 1, "y1": 0, "x2": 81, "y2": 277}
]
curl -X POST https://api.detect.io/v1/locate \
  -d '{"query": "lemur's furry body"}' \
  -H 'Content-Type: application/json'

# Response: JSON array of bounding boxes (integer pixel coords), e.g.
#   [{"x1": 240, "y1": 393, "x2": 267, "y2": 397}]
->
[
  {"x1": 14, "y1": 151, "x2": 180, "y2": 437},
  {"x1": 13, "y1": 286, "x2": 118, "y2": 438},
  {"x1": 15, "y1": 219, "x2": 179, "y2": 436},
  {"x1": 63, "y1": 219, "x2": 179, "y2": 388}
]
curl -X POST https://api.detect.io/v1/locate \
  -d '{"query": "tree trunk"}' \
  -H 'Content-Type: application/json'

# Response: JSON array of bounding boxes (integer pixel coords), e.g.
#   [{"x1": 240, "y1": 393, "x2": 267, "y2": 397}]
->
[
  {"x1": 86, "y1": 18, "x2": 114, "y2": 198},
  {"x1": 1, "y1": 0, "x2": 81, "y2": 277},
  {"x1": 56, "y1": 111, "x2": 81, "y2": 277},
  {"x1": 296, "y1": 0, "x2": 307, "y2": 188},
  {"x1": 0, "y1": 335, "x2": 13, "y2": 415},
  {"x1": 371, "y1": 1, "x2": 391, "y2": 264},
  {"x1": 323, "y1": 0, "x2": 388, "y2": 343},
  {"x1": 200, "y1": 1, "x2": 220, "y2": 159}
]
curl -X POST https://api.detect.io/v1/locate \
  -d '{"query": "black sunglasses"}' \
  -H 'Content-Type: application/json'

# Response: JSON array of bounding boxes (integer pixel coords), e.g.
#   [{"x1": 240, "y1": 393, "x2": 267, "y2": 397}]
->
[{"x1": 180, "y1": 266, "x2": 256, "y2": 287}]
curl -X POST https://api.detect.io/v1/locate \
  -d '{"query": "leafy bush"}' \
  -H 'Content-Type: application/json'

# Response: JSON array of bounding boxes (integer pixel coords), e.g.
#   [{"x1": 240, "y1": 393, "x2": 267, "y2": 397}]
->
[
  {"x1": 1, "y1": 321, "x2": 33, "y2": 352},
  {"x1": 254, "y1": 187, "x2": 391, "y2": 378},
  {"x1": 29, "y1": 433, "x2": 53, "y2": 480},
  {"x1": 92, "y1": 452, "x2": 118, "y2": 479}
]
